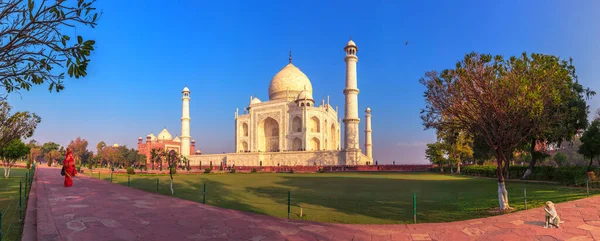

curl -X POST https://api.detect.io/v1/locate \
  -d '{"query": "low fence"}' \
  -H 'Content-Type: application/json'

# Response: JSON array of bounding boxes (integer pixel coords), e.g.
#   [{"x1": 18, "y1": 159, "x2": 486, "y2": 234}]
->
[{"x1": 0, "y1": 164, "x2": 36, "y2": 241}]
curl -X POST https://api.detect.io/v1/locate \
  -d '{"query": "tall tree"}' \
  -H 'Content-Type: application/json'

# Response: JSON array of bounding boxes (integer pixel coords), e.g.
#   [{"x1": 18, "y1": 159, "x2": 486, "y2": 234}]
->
[
  {"x1": 0, "y1": 101, "x2": 41, "y2": 148},
  {"x1": 578, "y1": 120, "x2": 600, "y2": 171},
  {"x1": 150, "y1": 148, "x2": 159, "y2": 170},
  {"x1": 164, "y1": 150, "x2": 182, "y2": 195},
  {"x1": 68, "y1": 136, "x2": 88, "y2": 165},
  {"x1": 421, "y1": 52, "x2": 572, "y2": 210},
  {"x1": 1, "y1": 138, "x2": 30, "y2": 177},
  {"x1": 0, "y1": 0, "x2": 100, "y2": 97}
]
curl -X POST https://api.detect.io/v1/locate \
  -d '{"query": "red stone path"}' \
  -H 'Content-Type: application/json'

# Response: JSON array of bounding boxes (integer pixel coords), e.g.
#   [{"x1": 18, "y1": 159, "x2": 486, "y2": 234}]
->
[{"x1": 29, "y1": 167, "x2": 600, "y2": 241}]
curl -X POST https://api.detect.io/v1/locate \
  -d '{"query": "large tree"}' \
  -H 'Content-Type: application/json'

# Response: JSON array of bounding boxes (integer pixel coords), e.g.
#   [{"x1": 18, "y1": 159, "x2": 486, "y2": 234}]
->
[
  {"x1": 68, "y1": 136, "x2": 88, "y2": 164},
  {"x1": 1, "y1": 138, "x2": 30, "y2": 178},
  {"x1": 0, "y1": 0, "x2": 100, "y2": 97},
  {"x1": 425, "y1": 142, "x2": 446, "y2": 172},
  {"x1": 421, "y1": 52, "x2": 573, "y2": 210},
  {"x1": 579, "y1": 120, "x2": 600, "y2": 171}
]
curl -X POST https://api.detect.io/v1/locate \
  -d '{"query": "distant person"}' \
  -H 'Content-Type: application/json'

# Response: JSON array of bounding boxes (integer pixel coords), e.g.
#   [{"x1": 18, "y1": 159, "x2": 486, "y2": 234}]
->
[{"x1": 62, "y1": 148, "x2": 77, "y2": 187}]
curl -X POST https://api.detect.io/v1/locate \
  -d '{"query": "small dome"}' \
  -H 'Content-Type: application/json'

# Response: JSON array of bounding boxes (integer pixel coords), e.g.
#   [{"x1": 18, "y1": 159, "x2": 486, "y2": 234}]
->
[
  {"x1": 250, "y1": 97, "x2": 262, "y2": 105},
  {"x1": 138, "y1": 137, "x2": 142, "y2": 140},
  {"x1": 347, "y1": 39, "x2": 356, "y2": 47},
  {"x1": 269, "y1": 63, "x2": 313, "y2": 100},
  {"x1": 173, "y1": 136, "x2": 181, "y2": 142},
  {"x1": 157, "y1": 128, "x2": 172, "y2": 141},
  {"x1": 297, "y1": 90, "x2": 313, "y2": 101},
  {"x1": 148, "y1": 133, "x2": 157, "y2": 141},
  {"x1": 183, "y1": 86, "x2": 190, "y2": 92},
  {"x1": 366, "y1": 107, "x2": 371, "y2": 112},
  {"x1": 112, "y1": 143, "x2": 119, "y2": 148},
  {"x1": 195, "y1": 150, "x2": 201, "y2": 154}
]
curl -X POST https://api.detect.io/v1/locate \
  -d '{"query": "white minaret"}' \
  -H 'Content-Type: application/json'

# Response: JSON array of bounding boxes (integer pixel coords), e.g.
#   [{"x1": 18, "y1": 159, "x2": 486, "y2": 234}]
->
[
  {"x1": 365, "y1": 107, "x2": 372, "y2": 159},
  {"x1": 181, "y1": 86, "x2": 191, "y2": 157},
  {"x1": 343, "y1": 38, "x2": 360, "y2": 152}
]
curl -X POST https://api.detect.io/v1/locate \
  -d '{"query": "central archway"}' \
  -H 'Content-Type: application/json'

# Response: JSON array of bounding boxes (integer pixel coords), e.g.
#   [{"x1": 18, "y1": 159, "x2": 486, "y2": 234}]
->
[
  {"x1": 258, "y1": 117, "x2": 279, "y2": 152},
  {"x1": 292, "y1": 138, "x2": 302, "y2": 151}
]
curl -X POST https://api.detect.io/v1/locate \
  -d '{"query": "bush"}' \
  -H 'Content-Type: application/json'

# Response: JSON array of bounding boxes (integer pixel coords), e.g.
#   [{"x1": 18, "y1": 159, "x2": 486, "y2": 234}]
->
[
  {"x1": 127, "y1": 167, "x2": 135, "y2": 175},
  {"x1": 289, "y1": 169, "x2": 294, "y2": 174},
  {"x1": 204, "y1": 168, "x2": 212, "y2": 174},
  {"x1": 76, "y1": 165, "x2": 81, "y2": 173},
  {"x1": 251, "y1": 168, "x2": 257, "y2": 173},
  {"x1": 460, "y1": 164, "x2": 597, "y2": 186},
  {"x1": 219, "y1": 165, "x2": 224, "y2": 171},
  {"x1": 26, "y1": 162, "x2": 31, "y2": 169},
  {"x1": 230, "y1": 168, "x2": 236, "y2": 174},
  {"x1": 169, "y1": 167, "x2": 177, "y2": 174},
  {"x1": 317, "y1": 167, "x2": 325, "y2": 173},
  {"x1": 87, "y1": 162, "x2": 94, "y2": 170}
]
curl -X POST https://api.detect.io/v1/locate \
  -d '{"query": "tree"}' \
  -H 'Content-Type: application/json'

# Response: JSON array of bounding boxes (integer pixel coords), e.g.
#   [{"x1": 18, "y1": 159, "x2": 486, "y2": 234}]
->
[
  {"x1": 68, "y1": 136, "x2": 88, "y2": 165},
  {"x1": 0, "y1": 0, "x2": 100, "y2": 97},
  {"x1": 438, "y1": 130, "x2": 473, "y2": 174},
  {"x1": 421, "y1": 52, "x2": 572, "y2": 210},
  {"x1": 1, "y1": 139, "x2": 30, "y2": 178},
  {"x1": 578, "y1": 120, "x2": 600, "y2": 171},
  {"x1": 425, "y1": 142, "x2": 446, "y2": 172},
  {"x1": 150, "y1": 148, "x2": 159, "y2": 170},
  {"x1": 41, "y1": 141, "x2": 59, "y2": 155},
  {"x1": 521, "y1": 79, "x2": 594, "y2": 179},
  {"x1": 164, "y1": 150, "x2": 182, "y2": 195},
  {"x1": 0, "y1": 101, "x2": 41, "y2": 149},
  {"x1": 553, "y1": 152, "x2": 568, "y2": 167}
]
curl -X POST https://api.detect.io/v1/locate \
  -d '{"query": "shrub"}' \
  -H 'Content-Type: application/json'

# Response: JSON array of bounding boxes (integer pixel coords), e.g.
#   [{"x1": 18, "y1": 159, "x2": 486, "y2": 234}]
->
[
  {"x1": 251, "y1": 168, "x2": 257, "y2": 173},
  {"x1": 317, "y1": 167, "x2": 325, "y2": 173},
  {"x1": 169, "y1": 167, "x2": 177, "y2": 174},
  {"x1": 289, "y1": 169, "x2": 294, "y2": 174},
  {"x1": 204, "y1": 168, "x2": 212, "y2": 174},
  {"x1": 76, "y1": 165, "x2": 81, "y2": 173},
  {"x1": 26, "y1": 162, "x2": 31, "y2": 169},
  {"x1": 230, "y1": 168, "x2": 236, "y2": 174},
  {"x1": 127, "y1": 167, "x2": 135, "y2": 175},
  {"x1": 219, "y1": 165, "x2": 224, "y2": 171},
  {"x1": 87, "y1": 162, "x2": 93, "y2": 170}
]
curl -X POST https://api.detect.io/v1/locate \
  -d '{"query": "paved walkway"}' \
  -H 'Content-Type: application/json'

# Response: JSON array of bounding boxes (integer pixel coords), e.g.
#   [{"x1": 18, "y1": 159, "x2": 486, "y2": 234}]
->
[{"x1": 31, "y1": 167, "x2": 600, "y2": 241}]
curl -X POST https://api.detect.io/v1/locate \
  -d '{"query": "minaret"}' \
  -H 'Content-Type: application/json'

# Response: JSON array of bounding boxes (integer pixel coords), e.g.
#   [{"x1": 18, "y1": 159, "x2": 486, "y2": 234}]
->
[
  {"x1": 343, "y1": 38, "x2": 360, "y2": 153},
  {"x1": 181, "y1": 86, "x2": 191, "y2": 157},
  {"x1": 365, "y1": 107, "x2": 373, "y2": 159}
]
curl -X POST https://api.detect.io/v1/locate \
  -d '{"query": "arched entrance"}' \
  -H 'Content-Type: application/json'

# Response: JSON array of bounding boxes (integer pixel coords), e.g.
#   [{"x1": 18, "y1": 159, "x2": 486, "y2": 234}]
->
[
  {"x1": 258, "y1": 117, "x2": 279, "y2": 152},
  {"x1": 311, "y1": 137, "x2": 320, "y2": 151},
  {"x1": 292, "y1": 138, "x2": 302, "y2": 151}
]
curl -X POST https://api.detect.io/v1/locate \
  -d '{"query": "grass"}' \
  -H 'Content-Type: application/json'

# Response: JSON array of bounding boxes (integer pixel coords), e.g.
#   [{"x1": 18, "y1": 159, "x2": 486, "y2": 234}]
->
[
  {"x1": 1, "y1": 168, "x2": 33, "y2": 241},
  {"x1": 86, "y1": 171, "x2": 599, "y2": 224}
]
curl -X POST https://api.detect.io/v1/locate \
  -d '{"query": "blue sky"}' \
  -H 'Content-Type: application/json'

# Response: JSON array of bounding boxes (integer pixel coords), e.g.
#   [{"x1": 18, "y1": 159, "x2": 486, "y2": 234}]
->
[{"x1": 11, "y1": 0, "x2": 600, "y2": 164}]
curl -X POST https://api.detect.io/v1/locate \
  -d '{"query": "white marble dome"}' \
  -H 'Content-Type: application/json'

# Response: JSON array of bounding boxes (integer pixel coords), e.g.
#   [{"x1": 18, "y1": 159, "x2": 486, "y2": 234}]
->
[
  {"x1": 173, "y1": 136, "x2": 181, "y2": 142},
  {"x1": 297, "y1": 89, "x2": 313, "y2": 100},
  {"x1": 250, "y1": 97, "x2": 262, "y2": 105},
  {"x1": 157, "y1": 128, "x2": 172, "y2": 141},
  {"x1": 268, "y1": 63, "x2": 313, "y2": 101}
]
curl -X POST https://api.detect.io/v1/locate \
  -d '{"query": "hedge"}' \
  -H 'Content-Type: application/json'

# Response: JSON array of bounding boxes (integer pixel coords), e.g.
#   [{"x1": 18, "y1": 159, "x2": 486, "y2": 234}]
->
[{"x1": 435, "y1": 165, "x2": 599, "y2": 186}]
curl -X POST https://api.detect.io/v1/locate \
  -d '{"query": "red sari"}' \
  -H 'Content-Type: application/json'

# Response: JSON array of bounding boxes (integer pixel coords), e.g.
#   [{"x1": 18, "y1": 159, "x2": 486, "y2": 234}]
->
[{"x1": 63, "y1": 149, "x2": 77, "y2": 187}]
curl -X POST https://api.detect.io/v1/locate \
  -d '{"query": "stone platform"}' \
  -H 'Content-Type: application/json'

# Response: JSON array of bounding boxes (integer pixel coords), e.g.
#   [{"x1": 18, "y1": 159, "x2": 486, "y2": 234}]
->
[{"x1": 26, "y1": 167, "x2": 600, "y2": 241}]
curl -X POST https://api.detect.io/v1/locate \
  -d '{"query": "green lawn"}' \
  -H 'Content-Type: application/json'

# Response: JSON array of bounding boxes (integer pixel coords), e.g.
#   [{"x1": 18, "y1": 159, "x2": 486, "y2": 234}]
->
[
  {"x1": 1, "y1": 168, "x2": 33, "y2": 241},
  {"x1": 87, "y1": 171, "x2": 599, "y2": 224}
]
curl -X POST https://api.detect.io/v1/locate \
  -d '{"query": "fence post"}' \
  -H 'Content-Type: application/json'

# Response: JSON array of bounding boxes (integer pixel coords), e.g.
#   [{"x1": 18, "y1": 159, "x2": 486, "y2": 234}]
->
[
  {"x1": 110, "y1": 171, "x2": 113, "y2": 183},
  {"x1": 98, "y1": 171, "x2": 100, "y2": 179},
  {"x1": 156, "y1": 178, "x2": 159, "y2": 193},
  {"x1": 587, "y1": 178, "x2": 590, "y2": 197},
  {"x1": 524, "y1": 182, "x2": 527, "y2": 210},
  {"x1": 413, "y1": 193, "x2": 417, "y2": 224},
  {"x1": 203, "y1": 183, "x2": 206, "y2": 204},
  {"x1": 19, "y1": 181, "x2": 22, "y2": 222},
  {"x1": 288, "y1": 191, "x2": 291, "y2": 219},
  {"x1": 128, "y1": 175, "x2": 130, "y2": 187}
]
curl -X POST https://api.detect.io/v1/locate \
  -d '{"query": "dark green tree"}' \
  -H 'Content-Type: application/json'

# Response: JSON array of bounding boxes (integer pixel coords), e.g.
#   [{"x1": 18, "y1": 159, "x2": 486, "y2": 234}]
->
[
  {"x1": 578, "y1": 120, "x2": 600, "y2": 171},
  {"x1": 553, "y1": 152, "x2": 568, "y2": 167},
  {"x1": 425, "y1": 142, "x2": 446, "y2": 172}
]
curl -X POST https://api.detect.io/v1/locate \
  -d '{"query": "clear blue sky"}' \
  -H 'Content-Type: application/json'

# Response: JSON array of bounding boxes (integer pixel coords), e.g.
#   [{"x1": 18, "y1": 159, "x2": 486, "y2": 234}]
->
[{"x1": 11, "y1": 0, "x2": 600, "y2": 164}]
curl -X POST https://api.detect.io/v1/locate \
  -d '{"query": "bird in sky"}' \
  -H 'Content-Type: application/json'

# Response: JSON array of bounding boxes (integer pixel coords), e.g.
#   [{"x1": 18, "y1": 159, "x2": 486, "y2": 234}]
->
[{"x1": 405, "y1": 41, "x2": 408, "y2": 46}]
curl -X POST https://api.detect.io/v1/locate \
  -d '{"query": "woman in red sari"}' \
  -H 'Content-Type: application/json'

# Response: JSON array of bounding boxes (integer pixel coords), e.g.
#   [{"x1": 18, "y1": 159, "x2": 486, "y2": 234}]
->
[{"x1": 63, "y1": 148, "x2": 77, "y2": 187}]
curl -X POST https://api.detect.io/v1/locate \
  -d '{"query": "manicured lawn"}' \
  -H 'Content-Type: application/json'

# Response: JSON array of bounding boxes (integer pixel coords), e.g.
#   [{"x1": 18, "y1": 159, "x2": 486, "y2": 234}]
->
[
  {"x1": 87, "y1": 171, "x2": 599, "y2": 224},
  {"x1": 1, "y1": 168, "x2": 33, "y2": 241}
]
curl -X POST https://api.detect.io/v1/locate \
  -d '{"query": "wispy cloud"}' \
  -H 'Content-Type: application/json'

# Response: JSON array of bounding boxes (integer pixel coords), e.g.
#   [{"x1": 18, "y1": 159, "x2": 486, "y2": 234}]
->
[{"x1": 396, "y1": 141, "x2": 429, "y2": 147}]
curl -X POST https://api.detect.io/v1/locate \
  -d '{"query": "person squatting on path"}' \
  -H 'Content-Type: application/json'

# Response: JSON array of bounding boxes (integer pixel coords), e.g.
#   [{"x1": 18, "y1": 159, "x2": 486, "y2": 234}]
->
[{"x1": 62, "y1": 148, "x2": 78, "y2": 187}]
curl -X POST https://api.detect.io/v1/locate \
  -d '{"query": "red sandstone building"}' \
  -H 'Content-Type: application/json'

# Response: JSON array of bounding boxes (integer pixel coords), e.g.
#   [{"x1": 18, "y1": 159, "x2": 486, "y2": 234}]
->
[{"x1": 137, "y1": 128, "x2": 197, "y2": 158}]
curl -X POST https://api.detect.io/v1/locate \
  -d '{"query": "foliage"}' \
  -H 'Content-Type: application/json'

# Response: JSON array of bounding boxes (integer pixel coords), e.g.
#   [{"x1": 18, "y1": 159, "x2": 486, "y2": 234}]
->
[
  {"x1": 579, "y1": 120, "x2": 600, "y2": 171},
  {"x1": 425, "y1": 142, "x2": 446, "y2": 169},
  {"x1": 126, "y1": 167, "x2": 135, "y2": 175},
  {"x1": 204, "y1": 168, "x2": 212, "y2": 174},
  {"x1": 421, "y1": 52, "x2": 577, "y2": 209},
  {"x1": 68, "y1": 136, "x2": 88, "y2": 164},
  {"x1": 553, "y1": 153, "x2": 568, "y2": 167},
  {"x1": 169, "y1": 167, "x2": 177, "y2": 174},
  {"x1": 230, "y1": 168, "x2": 236, "y2": 174},
  {"x1": 461, "y1": 165, "x2": 594, "y2": 186},
  {"x1": 0, "y1": 101, "x2": 41, "y2": 148},
  {"x1": 0, "y1": 0, "x2": 101, "y2": 96},
  {"x1": 251, "y1": 168, "x2": 257, "y2": 173},
  {"x1": 1, "y1": 138, "x2": 30, "y2": 178}
]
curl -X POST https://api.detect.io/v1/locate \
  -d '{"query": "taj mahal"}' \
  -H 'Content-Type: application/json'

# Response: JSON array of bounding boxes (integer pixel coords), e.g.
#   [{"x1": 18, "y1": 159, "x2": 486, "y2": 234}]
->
[{"x1": 138, "y1": 39, "x2": 374, "y2": 167}]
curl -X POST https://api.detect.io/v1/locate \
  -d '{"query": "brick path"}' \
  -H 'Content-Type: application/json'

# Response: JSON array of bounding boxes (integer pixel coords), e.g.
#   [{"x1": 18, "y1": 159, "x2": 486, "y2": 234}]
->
[{"x1": 30, "y1": 167, "x2": 600, "y2": 241}]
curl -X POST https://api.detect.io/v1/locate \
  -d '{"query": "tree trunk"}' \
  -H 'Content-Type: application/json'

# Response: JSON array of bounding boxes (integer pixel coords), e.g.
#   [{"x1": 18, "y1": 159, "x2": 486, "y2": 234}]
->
[
  {"x1": 496, "y1": 151, "x2": 510, "y2": 210},
  {"x1": 588, "y1": 157, "x2": 594, "y2": 172},
  {"x1": 8, "y1": 166, "x2": 12, "y2": 178},
  {"x1": 170, "y1": 178, "x2": 174, "y2": 195},
  {"x1": 457, "y1": 162, "x2": 461, "y2": 174},
  {"x1": 3, "y1": 165, "x2": 7, "y2": 178},
  {"x1": 522, "y1": 139, "x2": 537, "y2": 180}
]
